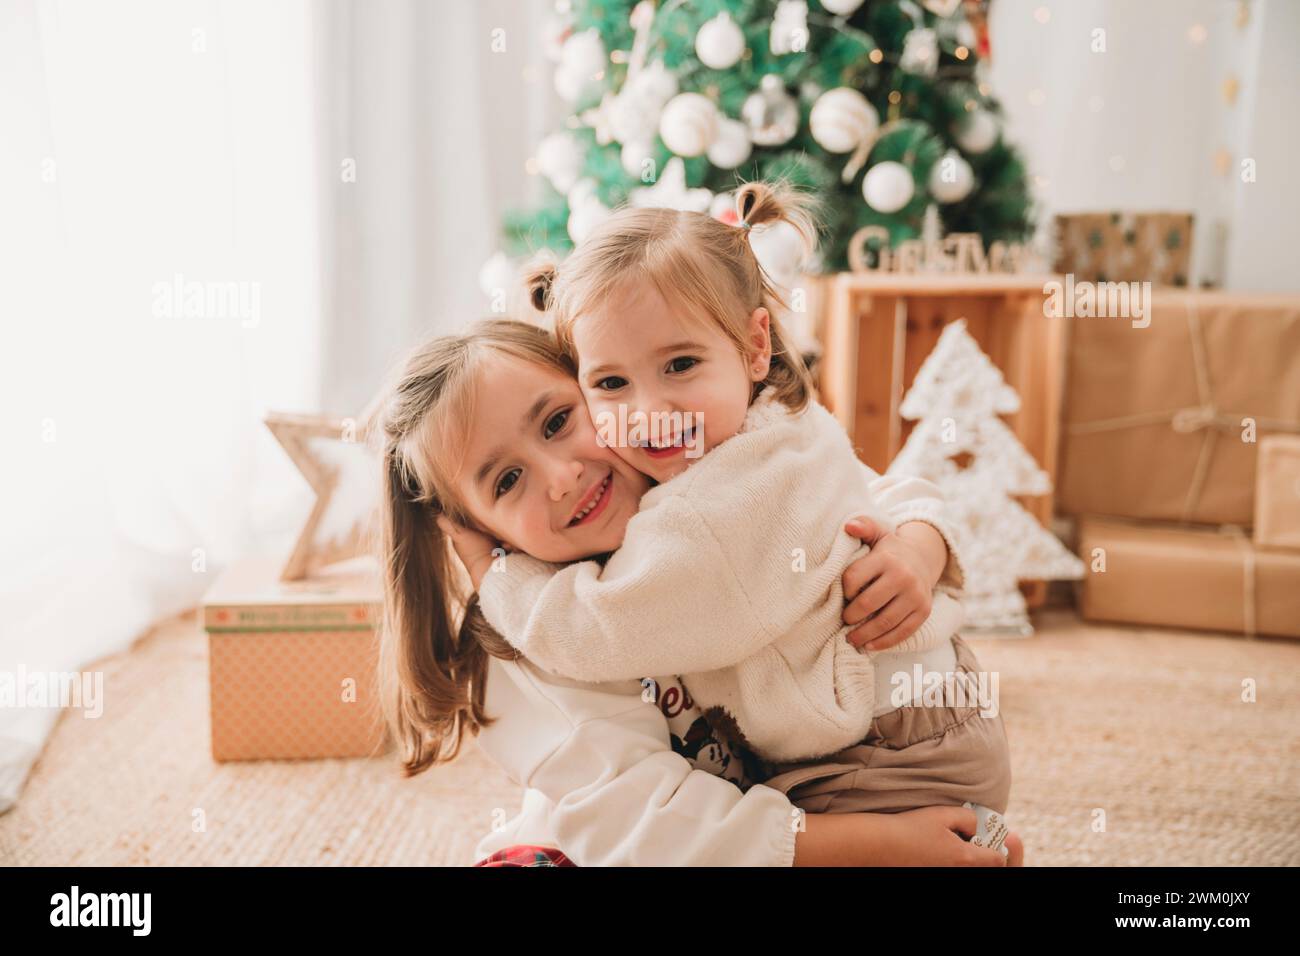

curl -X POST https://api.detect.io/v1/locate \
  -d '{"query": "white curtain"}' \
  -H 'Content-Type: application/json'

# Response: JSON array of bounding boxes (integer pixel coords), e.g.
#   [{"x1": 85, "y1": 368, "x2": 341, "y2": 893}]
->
[{"x1": 0, "y1": 0, "x2": 552, "y2": 812}]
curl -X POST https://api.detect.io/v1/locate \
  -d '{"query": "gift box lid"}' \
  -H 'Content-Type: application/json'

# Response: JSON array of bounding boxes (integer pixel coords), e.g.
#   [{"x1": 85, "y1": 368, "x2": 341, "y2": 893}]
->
[{"x1": 203, "y1": 554, "x2": 382, "y2": 632}]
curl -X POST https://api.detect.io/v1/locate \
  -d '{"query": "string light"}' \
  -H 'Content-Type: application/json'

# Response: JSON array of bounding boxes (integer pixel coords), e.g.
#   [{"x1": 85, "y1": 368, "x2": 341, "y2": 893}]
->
[
  {"x1": 1187, "y1": 23, "x2": 1208, "y2": 45},
  {"x1": 1033, "y1": 6, "x2": 1050, "y2": 24},
  {"x1": 955, "y1": 46, "x2": 969, "y2": 60},
  {"x1": 888, "y1": 90, "x2": 902, "y2": 105},
  {"x1": 869, "y1": 48, "x2": 883, "y2": 63}
]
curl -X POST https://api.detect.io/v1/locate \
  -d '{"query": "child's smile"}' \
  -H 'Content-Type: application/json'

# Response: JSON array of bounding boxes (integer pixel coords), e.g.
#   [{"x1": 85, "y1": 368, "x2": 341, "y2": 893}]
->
[
  {"x1": 453, "y1": 357, "x2": 648, "y2": 562},
  {"x1": 573, "y1": 280, "x2": 768, "y2": 484}
]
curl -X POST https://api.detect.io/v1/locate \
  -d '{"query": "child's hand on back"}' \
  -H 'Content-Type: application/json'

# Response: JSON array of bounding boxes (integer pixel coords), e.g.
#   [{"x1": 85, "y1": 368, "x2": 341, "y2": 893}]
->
[
  {"x1": 840, "y1": 516, "x2": 947, "y2": 651},
  {"x1": 436, "y1": 517, "x2": 500, "y2": 590}
]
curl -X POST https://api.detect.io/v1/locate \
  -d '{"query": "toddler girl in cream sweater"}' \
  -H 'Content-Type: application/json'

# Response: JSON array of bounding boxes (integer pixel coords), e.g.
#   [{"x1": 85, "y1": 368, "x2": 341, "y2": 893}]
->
[{"x1": 448, "y1": 183, "x2": 1011, "y2": 821}]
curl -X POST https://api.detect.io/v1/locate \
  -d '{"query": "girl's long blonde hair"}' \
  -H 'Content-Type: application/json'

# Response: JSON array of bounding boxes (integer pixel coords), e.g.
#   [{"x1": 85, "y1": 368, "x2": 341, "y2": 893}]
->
[
  {"x1": 376, "y1": 319, "x2": 574, "y2": 776},
  {"x1": 529, "y1": 180, "x2": 819, "y2": 410}
]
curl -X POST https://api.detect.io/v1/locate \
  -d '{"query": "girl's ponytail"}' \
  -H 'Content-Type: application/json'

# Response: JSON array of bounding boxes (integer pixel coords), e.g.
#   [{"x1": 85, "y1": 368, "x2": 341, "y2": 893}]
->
[
  {"x1": 734, "y1": 180, "x2": 818, "y2": 253},
  {"x1": 525, "y1": 260, "x2": 559, "y2": 314},
  {"x1": 378, "y1": 443, "x2": 485, "y2": 775}
]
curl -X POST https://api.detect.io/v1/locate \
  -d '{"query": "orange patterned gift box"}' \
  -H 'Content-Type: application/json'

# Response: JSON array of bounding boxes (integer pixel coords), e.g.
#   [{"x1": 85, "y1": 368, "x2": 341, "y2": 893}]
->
[{"x1": 203, "y1": 555, "x2": 389, "y2": 761}]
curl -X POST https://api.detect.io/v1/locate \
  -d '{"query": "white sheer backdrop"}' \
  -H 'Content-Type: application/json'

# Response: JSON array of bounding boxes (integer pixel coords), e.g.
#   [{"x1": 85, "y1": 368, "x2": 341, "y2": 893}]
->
[
  {"x1": 0, "y1": 0, "x2": 551, "y2": 813},
  {"x1": 989, "y1": 0, "x2": 1300, "y2": 291}
]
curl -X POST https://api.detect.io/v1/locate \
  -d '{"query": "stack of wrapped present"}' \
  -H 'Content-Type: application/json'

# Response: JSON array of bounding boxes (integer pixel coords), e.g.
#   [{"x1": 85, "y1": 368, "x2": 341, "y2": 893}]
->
[
  {"x1": 1058, "y1": 291, "x2": 1300, "y2": 638},
  {"x1": 1053, "y1": 212, "x2": 1194, "y2": 287}
]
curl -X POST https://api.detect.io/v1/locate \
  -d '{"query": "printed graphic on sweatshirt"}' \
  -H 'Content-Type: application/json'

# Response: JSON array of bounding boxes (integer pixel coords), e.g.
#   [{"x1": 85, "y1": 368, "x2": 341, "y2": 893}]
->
[{"x1": 644, "y1": 676, "x2": 749, "y2": 790}]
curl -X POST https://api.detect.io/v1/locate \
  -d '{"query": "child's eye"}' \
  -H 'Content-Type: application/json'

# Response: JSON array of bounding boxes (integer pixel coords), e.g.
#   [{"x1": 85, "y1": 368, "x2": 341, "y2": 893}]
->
[
  {"x1": 543, "y1": 408, "x2": 570, "y2": 439},
  {"x1": 666, "y1": 356, "x2": 698, "y2": 374},
  {"x1": 494, "y1": 467, "x2": 521, "y2": 499},
  {"x1": 594, "y1": 376, "x2": 627, "y2": 391}
]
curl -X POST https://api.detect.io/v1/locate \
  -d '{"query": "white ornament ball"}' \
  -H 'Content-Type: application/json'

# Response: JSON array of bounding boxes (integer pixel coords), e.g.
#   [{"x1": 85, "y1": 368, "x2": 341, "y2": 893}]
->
[
  {"x1": 862, "y1": 161, "x2": 915, "y2": 213},
  {"x1": 478, "y1": 252, "x2": 515, "y2": 299},
  {"x1": 928, "y1": 150, "x2": 974, "y2": 203},
  {"x1": 567, "y1": 178, "x2": 597, "y2": 207},
  {"x1": 659, "y1": 92, "x2": 719, "y2": 158},
  {"x1": 749, "y1": 221, "x2": 807, "y2": 290},
  {"x1": 568, "y1": 194, "x2": 612, "y2": 245},
  {"x1": 955, "y1": 110, "x2": 999, "y2": 154},
  {"x1": 820, "y1": 0, "x2": 866, "y2": 14},
  {"x1": 621, "y1": 139, "x2": 656, "y2": 178},
  {"x1": 707, "y1": 117, "x2": 752, "y2": 169},
  {"x1": 536, "y1": 132, "x2": 585, "y2": 194},
  {"x1": 626, "y1": 60, "x2": 679, "y2": 110},
  {"x1": 555, "y1": 29, "x2": 605, "y2": 101},
  {"x1": 809, "y1": 87, "x2": 879, "y2": 154},
  {"x1": 709, "y1": 191, "x2": 736, "y2": 221},
  {"x1": 559, "y1": 28, "x2": 606, "y2": 79},
  {"x1": 609, "y1": 92, "x2": 659, "y2": 146},
  {"x1": 695, "y1": 13, "x2": 746, "y2": 70}
]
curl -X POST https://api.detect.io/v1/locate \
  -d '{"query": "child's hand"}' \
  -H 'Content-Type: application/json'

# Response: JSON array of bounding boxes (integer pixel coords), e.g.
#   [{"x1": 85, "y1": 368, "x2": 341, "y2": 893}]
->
[
  {"x1": 841, "y1": 516, "x2": 947, "y2": 651},
  {"x1": 436, "y1": 516, "x2": 500, "y2": 590}
]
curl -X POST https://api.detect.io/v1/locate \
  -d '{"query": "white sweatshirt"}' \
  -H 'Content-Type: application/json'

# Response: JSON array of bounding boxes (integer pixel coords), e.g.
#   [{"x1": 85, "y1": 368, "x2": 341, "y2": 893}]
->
[
  {"x1": 472, "y1": 657, "x2": 799, "y2": 866},
  {"x1": 479, "y1": 393, "x2": 967, "y2": 763}
]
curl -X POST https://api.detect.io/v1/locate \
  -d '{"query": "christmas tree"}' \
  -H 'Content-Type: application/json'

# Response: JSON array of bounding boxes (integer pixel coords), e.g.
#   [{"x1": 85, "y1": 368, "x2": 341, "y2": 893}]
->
[
  {"x1": 501, "y1": 0, "x2": 1034, "y2": 274},
  {"x1": 887, "y1": 320, "x2": 1083, "y2": 635}
]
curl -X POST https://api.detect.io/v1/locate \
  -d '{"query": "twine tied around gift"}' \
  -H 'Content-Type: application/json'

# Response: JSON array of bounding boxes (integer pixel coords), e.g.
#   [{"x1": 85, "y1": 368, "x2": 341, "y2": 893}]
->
[
  {"x1": 1217, "y1": 524, "x2": 1258, "y2": 638},
  {"x1": 1066, "y1": 300, "x2": 1300, "y2": 523}
]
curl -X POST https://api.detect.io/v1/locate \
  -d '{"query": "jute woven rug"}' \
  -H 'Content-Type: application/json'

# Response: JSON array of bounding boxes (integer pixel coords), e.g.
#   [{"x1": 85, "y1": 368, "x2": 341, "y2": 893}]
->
[{"x1": 2, "y1": 608, "x2": 1297, "y2": 866}]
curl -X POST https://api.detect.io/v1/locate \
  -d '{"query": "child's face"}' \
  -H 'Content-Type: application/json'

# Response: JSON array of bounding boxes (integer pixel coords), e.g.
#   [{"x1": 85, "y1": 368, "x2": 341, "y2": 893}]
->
[
  {"x1": 453, "y1": 356, "x2": 649, "y2": 563},
  {"x1": 571, "y1": 280, "x2": 770, "y2": 484}
]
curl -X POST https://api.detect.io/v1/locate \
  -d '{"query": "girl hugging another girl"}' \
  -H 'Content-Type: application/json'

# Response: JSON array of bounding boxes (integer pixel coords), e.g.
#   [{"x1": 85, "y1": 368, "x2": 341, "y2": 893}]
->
[{"x1": 376, "y1": 182, "x2": 1016, "y2": 866}]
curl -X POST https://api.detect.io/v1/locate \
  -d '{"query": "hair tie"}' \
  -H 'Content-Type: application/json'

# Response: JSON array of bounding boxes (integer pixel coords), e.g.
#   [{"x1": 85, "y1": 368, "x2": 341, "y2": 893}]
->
[{"x1": 739, "y1": 219, "x2": 752, "y2": 231}]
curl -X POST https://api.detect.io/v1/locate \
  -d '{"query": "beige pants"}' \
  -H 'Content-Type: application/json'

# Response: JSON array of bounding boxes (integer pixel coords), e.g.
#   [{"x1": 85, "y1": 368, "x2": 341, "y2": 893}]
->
[{"x1": 759, "y1": 636, "x2": 1012, "y2": 815}]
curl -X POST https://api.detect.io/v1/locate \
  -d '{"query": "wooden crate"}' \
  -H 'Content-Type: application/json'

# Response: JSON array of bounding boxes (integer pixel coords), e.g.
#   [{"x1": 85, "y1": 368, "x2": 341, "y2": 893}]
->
[{"x1": 812, "y1": 273, "x2": 1065, "y2": 606}]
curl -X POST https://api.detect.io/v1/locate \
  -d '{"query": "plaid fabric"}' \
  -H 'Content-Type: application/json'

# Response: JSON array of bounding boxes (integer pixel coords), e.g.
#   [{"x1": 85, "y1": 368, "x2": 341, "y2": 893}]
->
[{"x1": 473, "y1": 845, "x2": 576, "y2": 868}]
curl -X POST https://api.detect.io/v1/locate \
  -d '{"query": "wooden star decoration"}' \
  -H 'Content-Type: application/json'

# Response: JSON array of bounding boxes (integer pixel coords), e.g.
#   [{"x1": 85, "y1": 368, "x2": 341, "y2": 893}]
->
[{"x1": 265, "y1": 394, "x2": 383, "y2": 582}]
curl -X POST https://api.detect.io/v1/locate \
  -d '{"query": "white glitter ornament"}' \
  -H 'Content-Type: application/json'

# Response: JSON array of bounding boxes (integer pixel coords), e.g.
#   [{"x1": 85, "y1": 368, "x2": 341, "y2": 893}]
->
[
  {"x1": 820, "y1": 0, "x2": 865, "y2": 15},
  {"x1": 707, "y1": 117, "x2": 753, "y2": 169},
  {"x1": 900, "y1": 28, "x2": 938, "y2": 76},
  {"x1": 659, "y1": 92, "x2": 719, "y2": 158},
  {"x1": 742, "y1": 74, "x2": 799, "y2": 146},
  {"x1": 536, "y1": 132, "x2": 585, "y2": 193},
  {"x1": 955, "y1": 109, "x2": 999, "y2": 153},
  {"x1": 928, "y1": 150, "x2": 974, "y2": 203},
  {"x1": 862, "y1": 161, "x2": 915, "y2": 213},
  {"x1": 567, "y1": 180, "x2": 612, "y2": 244},
  {"x1": 554, "y1": 29, "x2": 606, "y2": 102},
  {"x1": 695, "y1": 12, "x2": 746, "y2": 70},
  {"x1": 770, "y1": 0, "x2": 809, "y2": 55},
  {"x1": 629, "y1": 157, "x2": 713, "y2": 213},
  {"x1": 621, "y1": 139, "x2": 657, "y2": 179},
  {"x1": 478, "y1": 252, "x2": 515, "y2": 299}
]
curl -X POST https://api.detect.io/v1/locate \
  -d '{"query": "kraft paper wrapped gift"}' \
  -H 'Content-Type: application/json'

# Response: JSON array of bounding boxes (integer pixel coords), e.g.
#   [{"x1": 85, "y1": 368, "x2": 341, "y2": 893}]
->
[
  {"x1": 1076, "y1": 516, "x2": 1300, "y2": 639},
  {"x1": 203, "y1": 555, "x2": 388, "y2": 761},
  {"x1": 1053, "y1": 212, "x2": 1193, "y2": 287},
  {"x1": 1058, "y1": 292, "x2": 1300, "y2": 526},
  {"x1": 1255, "y1": 436, "x2": 1300, "y2": 550}
]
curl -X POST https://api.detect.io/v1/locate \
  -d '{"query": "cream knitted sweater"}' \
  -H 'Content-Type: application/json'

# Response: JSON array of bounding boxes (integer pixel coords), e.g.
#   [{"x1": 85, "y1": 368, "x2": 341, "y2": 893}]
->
[{"x1": 478, "y1": 392, "x2": 967, "y2": 762}]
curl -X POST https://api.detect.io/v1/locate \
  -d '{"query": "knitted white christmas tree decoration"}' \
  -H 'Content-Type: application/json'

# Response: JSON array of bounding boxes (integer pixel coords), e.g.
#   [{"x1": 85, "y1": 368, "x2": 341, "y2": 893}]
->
[{"x1": 888, "y1": 320, "x2": 1084, "y2": 635}]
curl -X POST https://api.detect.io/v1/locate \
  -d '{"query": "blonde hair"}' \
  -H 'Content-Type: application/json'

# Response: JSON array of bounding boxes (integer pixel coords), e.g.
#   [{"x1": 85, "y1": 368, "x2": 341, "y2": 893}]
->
[
  {"x1": 529, "y1": 181, "x2": 818, "y2": 411},
  {"x1": 376, "y1": 319, "x2": 574, "y2": 776}
]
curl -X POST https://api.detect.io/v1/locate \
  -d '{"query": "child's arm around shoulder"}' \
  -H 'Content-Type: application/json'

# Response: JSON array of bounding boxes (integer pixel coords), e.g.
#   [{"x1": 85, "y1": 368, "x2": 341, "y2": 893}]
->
[{"x1": 858, "y1": 463, "x2": 966, "y2": 592}]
